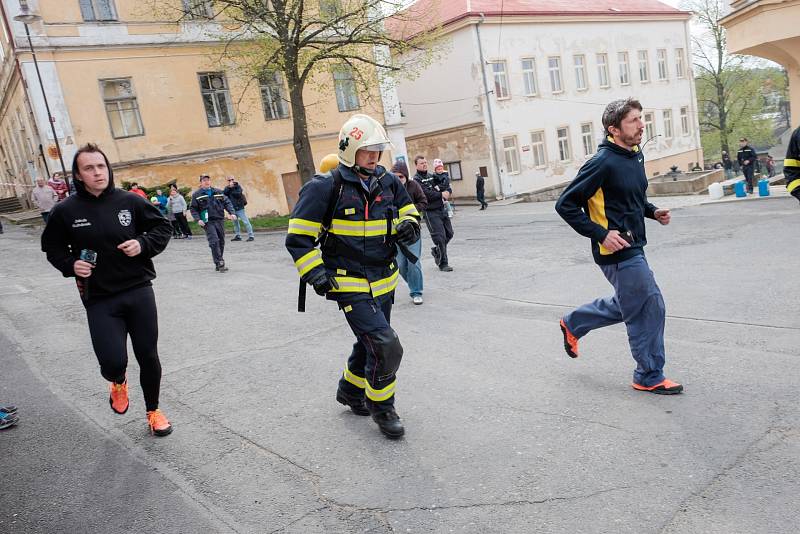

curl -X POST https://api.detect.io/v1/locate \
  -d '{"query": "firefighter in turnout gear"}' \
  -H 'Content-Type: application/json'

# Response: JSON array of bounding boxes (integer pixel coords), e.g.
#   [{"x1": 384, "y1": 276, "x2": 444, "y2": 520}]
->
[
  {"x1": 285, "y1": 115, "x2": 421, "y2": 439},
  {"x1": 784, "y1": 125, "x2": 800, "y2": 204}
]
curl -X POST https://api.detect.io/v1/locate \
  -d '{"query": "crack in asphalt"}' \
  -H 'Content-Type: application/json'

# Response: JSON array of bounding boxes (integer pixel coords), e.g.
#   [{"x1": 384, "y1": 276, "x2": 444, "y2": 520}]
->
[{"x1": 656, "y1": 402, "x2": 785, "y2": 533}]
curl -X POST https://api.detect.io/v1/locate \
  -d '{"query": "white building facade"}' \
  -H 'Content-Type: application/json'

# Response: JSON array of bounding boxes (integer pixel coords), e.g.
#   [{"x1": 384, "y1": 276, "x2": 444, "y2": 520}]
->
[{"x1": 397, "y1": 2, "x2": 703, "y2": 199}]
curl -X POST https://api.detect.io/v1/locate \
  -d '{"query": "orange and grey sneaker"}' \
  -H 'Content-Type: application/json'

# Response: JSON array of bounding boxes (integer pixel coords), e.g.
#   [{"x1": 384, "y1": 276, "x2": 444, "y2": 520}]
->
[
  {"x1": 632, "y1": 379, "x2": 684, "y2": 395},
  {"x1": 146, "y1": 409, "x2": 173, "y2": 437},
  {"x1": 559, "y1": 319, "x2": 579, "y2": 358},
  {"x1": 109, "y1": 379, "x2": 129, "y2": 414}
]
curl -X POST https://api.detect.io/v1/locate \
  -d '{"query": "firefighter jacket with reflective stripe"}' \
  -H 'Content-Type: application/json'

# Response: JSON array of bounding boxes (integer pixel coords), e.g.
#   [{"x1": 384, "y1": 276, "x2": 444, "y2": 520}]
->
[
  {"x1": 286, "y1": 164, "x2": 420, "y2": 302},
  {"x1": 784, "y1": 126, "x2": 800, "y2": 195}
]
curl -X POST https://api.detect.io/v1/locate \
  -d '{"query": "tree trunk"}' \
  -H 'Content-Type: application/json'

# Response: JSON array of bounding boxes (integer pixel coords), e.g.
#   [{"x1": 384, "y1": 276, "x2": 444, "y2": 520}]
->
[{"x1": 286, "y1": 71, "x2": 316, "y2": 184}]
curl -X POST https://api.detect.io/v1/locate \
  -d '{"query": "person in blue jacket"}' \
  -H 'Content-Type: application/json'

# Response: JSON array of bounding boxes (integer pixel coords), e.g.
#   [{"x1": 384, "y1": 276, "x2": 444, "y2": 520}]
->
[{"x1": 555, "y1": 98, "x2": 683, "y2": 395}]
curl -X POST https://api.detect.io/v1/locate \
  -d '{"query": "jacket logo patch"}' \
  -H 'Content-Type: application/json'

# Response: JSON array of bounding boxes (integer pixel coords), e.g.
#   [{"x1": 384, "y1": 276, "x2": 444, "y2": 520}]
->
[
  {"x1": 72, "y1": 218, "x2": 91, "y2": 228},
  {"x1": 117, "y1": 209, "x2": 132, "y2": 227}
]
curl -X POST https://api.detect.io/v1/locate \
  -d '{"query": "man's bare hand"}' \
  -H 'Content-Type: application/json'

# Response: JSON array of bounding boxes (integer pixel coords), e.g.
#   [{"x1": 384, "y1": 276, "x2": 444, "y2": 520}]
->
[
  {"x1": 442, "y1": 191, "x2": 451, "y2": 201},
  {"x1": 198, "y1": 220, "x2": 205, "y2": 227},
  {"x1": 73, "y1": 260, "x2": 94, "y2": 278},
  {"x1": 117, "y1": 239, "x2": 142, "y2": 257},
  {"x1": 601, "y1": 230, "x2": 630, "y2": 252},
  {"x1": 654, "y1": 208, "x2": 671, "y2": 225}
]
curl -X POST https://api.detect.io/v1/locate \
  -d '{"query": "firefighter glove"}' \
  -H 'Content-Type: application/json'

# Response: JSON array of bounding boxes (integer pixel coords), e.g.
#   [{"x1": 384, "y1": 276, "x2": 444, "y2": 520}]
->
[
  {"x1": 395, "y1": 220, "x2": 420, "y2": 246},
  {"x1": 306, "y1": 270, "x2": 340, "y2": 296}
]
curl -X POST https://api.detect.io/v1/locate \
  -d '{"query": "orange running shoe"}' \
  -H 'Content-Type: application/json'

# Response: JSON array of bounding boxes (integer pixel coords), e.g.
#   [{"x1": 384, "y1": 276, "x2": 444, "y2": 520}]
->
[
  {"x1": 632, "y1": 379, "x2": 684, "y2": 395},
  {"x1": 559, "y1": 319, "x2": 579, "y2": 358},
  {"x1": 146, "y1": 409, "x2": 173, "y2": 436},
  {"x1": 109, "y1": 379, "x2": 129, "y2": 414}
]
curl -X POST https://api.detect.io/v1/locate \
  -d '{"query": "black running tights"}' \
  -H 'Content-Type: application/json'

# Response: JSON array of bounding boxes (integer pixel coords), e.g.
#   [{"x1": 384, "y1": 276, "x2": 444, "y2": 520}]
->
[{"x1": 85, "y1": 285, "x2": 162, "y2": 411}]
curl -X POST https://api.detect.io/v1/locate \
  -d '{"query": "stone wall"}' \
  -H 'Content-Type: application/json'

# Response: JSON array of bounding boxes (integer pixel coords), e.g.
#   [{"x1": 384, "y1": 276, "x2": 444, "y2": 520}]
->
[{"x1": 405, "y1": 123, "x2": 494, "y2": 199}]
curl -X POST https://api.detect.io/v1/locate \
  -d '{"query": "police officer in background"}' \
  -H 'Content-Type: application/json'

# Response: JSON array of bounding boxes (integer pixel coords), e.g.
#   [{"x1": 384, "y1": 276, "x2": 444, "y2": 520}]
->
[
  {"x1": 286, "y1": 115, "x2": 421, "y2": 439},
  {"x1": 783, "y1": 125, "x2": 800, "y2": 204}
]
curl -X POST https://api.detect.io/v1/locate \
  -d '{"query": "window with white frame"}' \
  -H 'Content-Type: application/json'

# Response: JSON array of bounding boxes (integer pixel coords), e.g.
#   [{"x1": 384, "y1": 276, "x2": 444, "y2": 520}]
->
[
  {"x1": 663, "y1": 109, "x2": 673, "y2": 138},
  {"x1": 79, "y1": 0, "x2": 117, "y2": 21},
  {"x1": 198, "y1": 72, "x2": 235, "y2": 127},
  {"x1": 445, "y1": 161, "x2": 463, "y2": 181},
  {"x1": 521, "y1": 58, "x2": 538, "y2": 96},
  {"x1": 548, "y1": 57, "x2": 563, "y2": 93},
  {"x1": 644, "y1": 112, "x2": 655, "y2": 141},
  {"x1": 675, "y1": 48, "x2": 686, "y2": 78},
  {"x1": 574, "y1": 55, "x2": 588, "y2": 91},
  {"x1": 530, "y1": 130, "x2": 547, "y2": 168},
  {"x1": 260, "y1": 71, "x2": 290, "y2": 121},
  {"x1": 503, "y1": 136, "x2": 520, "y2": 174},
  {"x1": 596, "y1": 53, "x2": 610, "y2": 88},
  {"x1": 680, "y1": 106, "x2": 690, "y2": 135},
  {"x1": 101, "y1": 78, "x2": 144, "y2": 138},
  {"x1": 618, "y1": 51, "x2": 630, "y2": 85},
  {"x1": 638, "y1": 50, "x2": 650, "y2": 82},
  {"x1": 333, "y1": 66, "x2": 360, "y2": 112},
  {"x1": 183, "y1": 0, "x2": 214, "y2": 19},
  {"x1": 581, "y1": 123, "x2": 595, "y2": 157},
  {"x1": 556, "y1": 127, "x2": 571, "y2": 162},
  {"x1": 657, "y1": 49, "x2": 668, "y2": 80},
  {"x1": 490, "y1": 61, "x2": 510, "y2": 99}
]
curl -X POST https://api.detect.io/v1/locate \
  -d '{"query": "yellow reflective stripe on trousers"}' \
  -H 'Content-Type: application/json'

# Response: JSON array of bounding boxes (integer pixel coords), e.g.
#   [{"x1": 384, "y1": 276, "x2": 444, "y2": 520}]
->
[
  {"x1": 399, "y1": 203, "x2": 420, "y2": 217},
  {"x1": 366, "y1": 380, "x2": 396, "y2": 402},
  {"x1": 288, "y1": 218, "x2": 322, "y2": 237},
  {"x1": 784, "y1": 158, "x2": 800, "y2": 168},
  {"x1": 344, "y1": 366, "x2": 366, "y2": 389},
  {"x1": 370, "y1": 269, "x2": 399, "y2": 297},
  {"x1": 329, "y1": 276, "x2": 371, "y2": 293},
  {"x1": 295, "y1": 249, "x2": 323, "y2": 276},
  {"x1": 788, "y1": 178, "x2": 800, "y2": 193}
]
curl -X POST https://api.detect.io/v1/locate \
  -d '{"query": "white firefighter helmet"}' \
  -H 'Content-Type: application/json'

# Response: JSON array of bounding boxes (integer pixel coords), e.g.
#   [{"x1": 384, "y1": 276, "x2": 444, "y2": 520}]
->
[{"x1": 337, "y1": 114, "x2": 393, "y2": 167}]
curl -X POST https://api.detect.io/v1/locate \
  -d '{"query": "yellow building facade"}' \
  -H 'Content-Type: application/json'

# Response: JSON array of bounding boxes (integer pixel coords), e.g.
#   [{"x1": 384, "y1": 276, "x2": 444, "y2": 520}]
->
[
  {"x1": 0, "y1": 0, "x2": 398, "y2": 215},
  {"x1": 722, "y1": 0, "x2": 800, "y2": 128}
]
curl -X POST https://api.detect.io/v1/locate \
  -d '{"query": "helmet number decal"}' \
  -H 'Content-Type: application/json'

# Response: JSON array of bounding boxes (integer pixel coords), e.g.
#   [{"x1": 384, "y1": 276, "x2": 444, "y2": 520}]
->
[{"x1": 349, "y1": 127, "x2": 364, "y2": 140}]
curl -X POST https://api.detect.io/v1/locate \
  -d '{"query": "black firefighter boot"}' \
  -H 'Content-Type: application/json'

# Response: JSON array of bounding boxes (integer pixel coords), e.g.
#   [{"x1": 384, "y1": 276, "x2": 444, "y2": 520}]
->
[
  {"x1": 372, "y1": 408, "x2": 405, "y2": 439},
  {"x1": 336, "y1": 390, "x2": 369, "y2": 416}
]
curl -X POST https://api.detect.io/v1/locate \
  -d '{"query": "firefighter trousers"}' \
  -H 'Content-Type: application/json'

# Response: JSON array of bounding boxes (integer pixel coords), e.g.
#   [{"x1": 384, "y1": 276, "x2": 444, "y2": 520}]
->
[{"x1": 336, "y1": 293, "x2": 403, "y2": 414}]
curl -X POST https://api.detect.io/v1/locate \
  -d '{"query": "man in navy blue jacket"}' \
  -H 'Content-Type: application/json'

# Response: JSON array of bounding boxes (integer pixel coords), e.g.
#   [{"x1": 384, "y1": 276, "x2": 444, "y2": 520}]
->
[{"x1": 555, "y1": 98, "x2": 683, "y2": 395}]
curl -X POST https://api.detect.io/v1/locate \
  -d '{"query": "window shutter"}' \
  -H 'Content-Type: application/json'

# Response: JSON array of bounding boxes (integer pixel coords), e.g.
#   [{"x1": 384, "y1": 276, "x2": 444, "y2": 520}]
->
[
  {"x1": 79, "y1": 0, "x2": 96, "y2": 21},
  {"x1": 96, "y1": 0, "x2": 116, "y2": 21}
]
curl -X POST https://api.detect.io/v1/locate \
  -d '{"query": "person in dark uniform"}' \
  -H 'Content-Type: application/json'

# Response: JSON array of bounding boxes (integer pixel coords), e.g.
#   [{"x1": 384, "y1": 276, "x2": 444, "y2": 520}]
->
[
  {"x1": 736, "y1": 138, "x2": 757, "y2": 194},
  {"x1": 285, "y1": 114, "x2": 420, "y2": 439},
  {"x1": 783, "y1": 125, "x2": 800, "y2": 204},
  {"x1": 190, "y1": 175, "x2": 237, "y2": 272},
  {"x1": 41, "y1": 143, "x2": 174, "y2": 436}
]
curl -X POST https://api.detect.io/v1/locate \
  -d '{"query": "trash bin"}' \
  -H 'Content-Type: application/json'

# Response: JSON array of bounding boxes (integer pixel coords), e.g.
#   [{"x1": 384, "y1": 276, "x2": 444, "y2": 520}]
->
[
  {"x1": 758, "y1": 179, "x2": 770, "y2": 197},
  {"x1": 734, "y1": 181, "x2": 747, "y2": 198}
]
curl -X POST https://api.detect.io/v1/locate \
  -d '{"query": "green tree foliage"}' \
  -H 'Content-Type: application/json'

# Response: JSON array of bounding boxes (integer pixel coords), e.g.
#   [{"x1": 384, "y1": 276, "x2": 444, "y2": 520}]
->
[{"x1": 684, "y1": 0, "x2": 783, "y2": 160}]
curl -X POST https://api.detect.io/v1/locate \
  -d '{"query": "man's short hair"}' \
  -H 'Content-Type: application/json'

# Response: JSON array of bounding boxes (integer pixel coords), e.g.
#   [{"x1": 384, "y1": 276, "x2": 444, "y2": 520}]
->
[
  {"x1": 602, "y1": 98, "x2": 643, "y2": 133},
  {"x1": 740, "y1": 137, "x2": 747, "y2": 142},
  {"x1": 414, "y1": 155, "x2": 426, "y2": 164}
]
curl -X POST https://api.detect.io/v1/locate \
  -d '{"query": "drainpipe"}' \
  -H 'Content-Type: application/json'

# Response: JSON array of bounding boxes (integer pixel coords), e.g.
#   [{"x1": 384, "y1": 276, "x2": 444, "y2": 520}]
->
[{"x1": 475, "y1": 14, "x2": 504, "y2": 198}]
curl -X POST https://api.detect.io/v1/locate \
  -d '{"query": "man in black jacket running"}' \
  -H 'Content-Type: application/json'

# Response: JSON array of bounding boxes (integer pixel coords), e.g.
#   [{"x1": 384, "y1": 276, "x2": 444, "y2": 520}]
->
[
  {"x1": 42, "y1": 143, "x2": 174, "y2": 436},
  {"x1": 555, "y1": 98, "x2": 683, "y2": 395}
]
